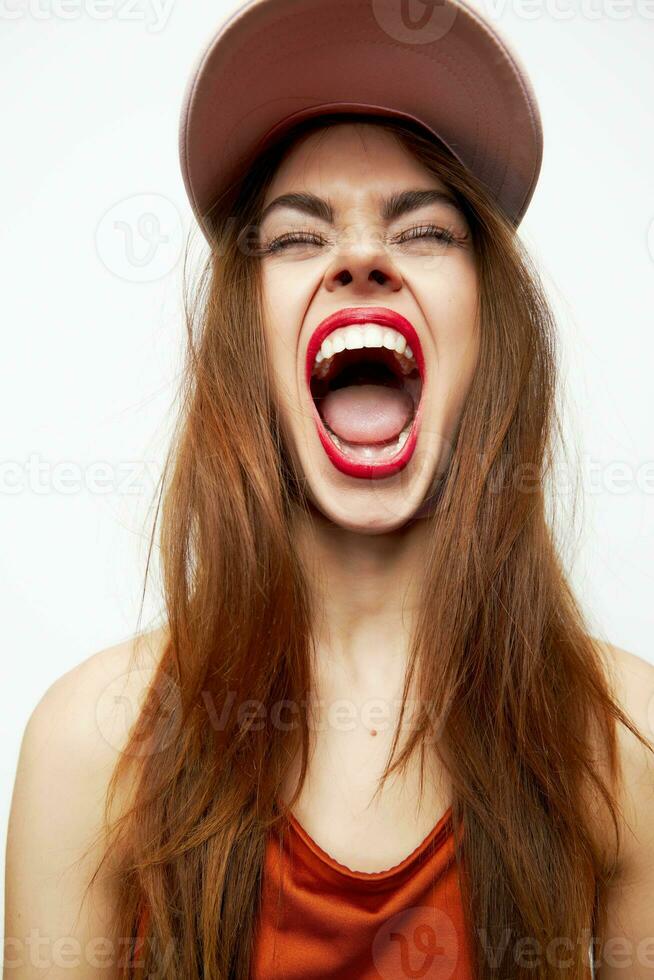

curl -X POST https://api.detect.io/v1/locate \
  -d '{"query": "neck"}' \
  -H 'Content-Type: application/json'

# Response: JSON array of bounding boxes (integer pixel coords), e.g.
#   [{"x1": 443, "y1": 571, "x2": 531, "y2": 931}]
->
[{"x1": 294, "y1": 504, "x2": 431, "y2": 691}]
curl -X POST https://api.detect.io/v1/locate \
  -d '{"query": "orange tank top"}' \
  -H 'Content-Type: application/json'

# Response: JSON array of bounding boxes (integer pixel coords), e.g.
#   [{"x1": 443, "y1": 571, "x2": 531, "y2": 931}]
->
[{"x1": 131, "y1": 804, "x2": 473, "y2": 978}]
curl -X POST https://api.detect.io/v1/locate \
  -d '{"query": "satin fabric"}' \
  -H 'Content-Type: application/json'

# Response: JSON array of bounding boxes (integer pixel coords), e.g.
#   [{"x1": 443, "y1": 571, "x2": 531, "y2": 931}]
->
[
  {"x1": 131, "y1": 806, "x2": 473, "y2": 979},
  {"x1": 251, "y1": 805, "x2": 473, "y2": 979}
]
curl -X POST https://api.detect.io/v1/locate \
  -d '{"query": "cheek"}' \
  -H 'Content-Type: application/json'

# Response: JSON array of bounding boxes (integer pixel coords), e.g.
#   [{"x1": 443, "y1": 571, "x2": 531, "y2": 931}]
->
[
  {"x1": 261, "y1": 283, "x2": 305, "y2": 428},
  {"x1": 261, "y1": 260, "x2": 311, "y2": 315},
  {"x1": 263, "y1": 329, "x2": 297, "y2": 417},
  {"x1": 420, "y1": 260, "x2": 479, "y2": 436},
  {"x1": 261, "y1": 271, "x2": 299, "y2": 372},
  {"x1": 422, "y1": 257, "x2": 478, "y2": 360},
  {"x1": 261, "y1": 260, "x2": 324, "y2": 406}
]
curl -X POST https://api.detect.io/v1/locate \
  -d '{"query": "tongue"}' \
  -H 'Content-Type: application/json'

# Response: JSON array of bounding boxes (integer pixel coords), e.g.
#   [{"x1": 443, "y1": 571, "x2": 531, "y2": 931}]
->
[{"x1": 320, "y1": 384, "x2": 414, "y2": 444}]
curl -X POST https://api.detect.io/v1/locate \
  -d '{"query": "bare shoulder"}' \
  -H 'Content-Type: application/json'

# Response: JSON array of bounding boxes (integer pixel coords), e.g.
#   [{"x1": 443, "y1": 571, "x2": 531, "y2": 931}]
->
[
  {"x1": 4, "y1": 626, "x2": 169, "y2": 978},
  {"x1": 21, "y1": 625, "x2": 169, "y2": 802},
  {"x1": 585, "y1": 641, "x2": 654, "y2": 966},
  {"x1": 591, "y1": 637, "x2": 654, "y2": 875},
  {"x1": 52, "y1": 624, "x2": 169, "y2": 707},
  {"x1": 595, "y1": 637, "x2": 654, "y2": 721},
  {"x1": 15, "y1": 622, "x2": 170, "y2": 825}
]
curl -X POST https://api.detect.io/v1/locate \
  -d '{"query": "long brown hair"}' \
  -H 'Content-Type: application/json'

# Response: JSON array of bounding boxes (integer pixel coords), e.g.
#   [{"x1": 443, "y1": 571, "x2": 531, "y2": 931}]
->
[{"x1": 83, "y1": 112, "x2": 653, "y2": 978}]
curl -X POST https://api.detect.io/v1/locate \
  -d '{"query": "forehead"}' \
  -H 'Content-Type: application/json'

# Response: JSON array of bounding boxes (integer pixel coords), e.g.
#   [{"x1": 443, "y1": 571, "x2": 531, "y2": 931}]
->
[{"x1": 262, "y1": 123, "x2": 449, "y2": 207}]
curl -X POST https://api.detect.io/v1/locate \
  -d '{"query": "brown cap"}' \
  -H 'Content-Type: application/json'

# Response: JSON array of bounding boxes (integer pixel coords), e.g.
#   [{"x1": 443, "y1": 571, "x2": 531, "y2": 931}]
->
[{"x1": 179, "y1": 0, "x2": 543, "y2": 242}]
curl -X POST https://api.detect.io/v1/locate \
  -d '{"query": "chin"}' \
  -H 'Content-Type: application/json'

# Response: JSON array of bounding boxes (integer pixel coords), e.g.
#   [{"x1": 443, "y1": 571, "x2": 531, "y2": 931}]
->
[
  {"x1": 302, "y1": 462, "x2": 441, "y2": 534},
  {"x1": 281, "y1": 404, "x2": 451, "y2": 532},
  {"x1": 309, "y1": 499, "x2": 416, "y2": 535}
]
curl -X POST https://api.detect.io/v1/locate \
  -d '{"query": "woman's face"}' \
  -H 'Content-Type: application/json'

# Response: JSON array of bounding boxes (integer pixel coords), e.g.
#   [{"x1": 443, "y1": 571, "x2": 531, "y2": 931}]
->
[{"x1": 257, "y1": 123, "x2": 479, "y2": 533}]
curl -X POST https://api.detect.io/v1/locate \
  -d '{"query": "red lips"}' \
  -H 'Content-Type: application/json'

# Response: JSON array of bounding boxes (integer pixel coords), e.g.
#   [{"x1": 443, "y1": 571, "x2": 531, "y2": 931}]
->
[{"x1": 305, "y1": 307, "x2": 426, "y2": 480}]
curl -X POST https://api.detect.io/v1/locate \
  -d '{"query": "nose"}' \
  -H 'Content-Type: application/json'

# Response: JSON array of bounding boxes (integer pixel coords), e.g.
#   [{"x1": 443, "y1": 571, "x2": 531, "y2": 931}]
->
[{"x1": 322, "y1": 230, "x2": 403, "y2": 295}]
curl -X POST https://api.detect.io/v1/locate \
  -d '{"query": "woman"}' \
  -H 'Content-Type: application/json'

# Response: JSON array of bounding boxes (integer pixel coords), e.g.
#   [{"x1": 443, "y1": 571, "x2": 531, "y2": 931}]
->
[{"x1": 6, "y1": 0, "x2": 654, "y2": 978}]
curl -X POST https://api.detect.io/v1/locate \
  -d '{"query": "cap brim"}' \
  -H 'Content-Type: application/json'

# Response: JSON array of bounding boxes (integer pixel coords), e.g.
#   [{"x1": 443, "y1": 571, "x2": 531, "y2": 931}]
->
[{"x1": 179, "y1": 0, "x2": 543, "y2": 240}]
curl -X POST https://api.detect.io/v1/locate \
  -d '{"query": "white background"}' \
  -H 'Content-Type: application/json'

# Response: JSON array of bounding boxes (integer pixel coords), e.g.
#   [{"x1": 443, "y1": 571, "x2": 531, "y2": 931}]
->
[{"x1": 1, "y1": 0, "x2": 653, "y2": 930}]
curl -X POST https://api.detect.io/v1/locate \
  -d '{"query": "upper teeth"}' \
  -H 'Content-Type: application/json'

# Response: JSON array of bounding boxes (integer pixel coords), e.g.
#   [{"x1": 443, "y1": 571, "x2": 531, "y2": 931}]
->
[{"x1": 312, "y1": 324, "x2": 417, "y2": 379}]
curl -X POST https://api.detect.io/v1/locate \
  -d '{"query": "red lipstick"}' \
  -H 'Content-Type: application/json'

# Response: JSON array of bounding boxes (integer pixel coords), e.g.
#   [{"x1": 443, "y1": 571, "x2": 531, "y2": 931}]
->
[{"x1": 305, "y1": 307, "x2": 426, "y2": 480}]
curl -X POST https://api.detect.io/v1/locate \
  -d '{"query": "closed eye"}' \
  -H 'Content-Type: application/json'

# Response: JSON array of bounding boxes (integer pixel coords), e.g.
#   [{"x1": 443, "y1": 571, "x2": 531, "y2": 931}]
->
[
  {"x1": 259, "y1": 223, "x2": 465, "y2": 255},
  {"x1": 391, "y1": 223, "x2": 459, "y2": 246}
]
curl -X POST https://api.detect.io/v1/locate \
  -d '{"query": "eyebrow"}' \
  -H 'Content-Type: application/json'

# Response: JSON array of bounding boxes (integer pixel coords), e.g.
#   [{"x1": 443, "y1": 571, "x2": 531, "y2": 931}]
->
[{"x1": 258, "y1": 188, "x2": 465, "y2": 225}]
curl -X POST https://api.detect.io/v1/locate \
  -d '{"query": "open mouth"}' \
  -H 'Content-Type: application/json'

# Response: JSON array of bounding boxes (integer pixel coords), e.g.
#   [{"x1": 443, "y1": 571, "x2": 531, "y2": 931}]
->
[{"x1": 306, "y1": 313, "x2": 425, "y2": 479}]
